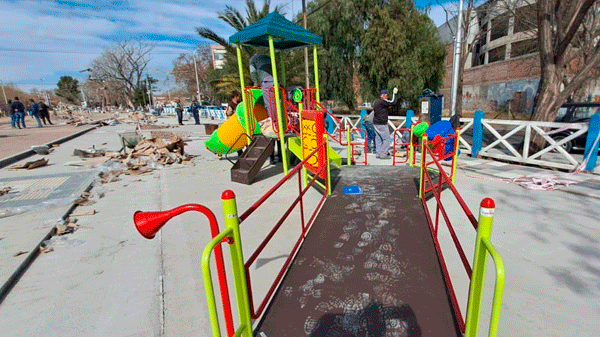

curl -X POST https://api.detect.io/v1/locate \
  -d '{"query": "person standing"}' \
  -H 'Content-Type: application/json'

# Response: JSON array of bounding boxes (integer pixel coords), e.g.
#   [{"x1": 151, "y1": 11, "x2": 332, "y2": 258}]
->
[
  {"x1": 175, "y1": 99, "x2": 183, "y2": 125},
  {"x1": 39, "y1": 101, "x2": 52, "y2": 125},
  {"x1": 362, "y1": 110, "x2": 377, "y2": 154},
  {"x1": 190, "y1": 99, "x2": 201, "y2": 125},
  {"x1": 11, "y1": 97, "x2": 26, "y2": 129},
  {"x1": 29, "y1": 99, "x2": 42, "y2": 128},
  {"x1": 372, "y1": 88, "x2": 398, "y2": 159},
  {"x1": 225, "y1": 91, "x2": 242, "y2": 119},
  {"x1": 5, "y1": 99, "x2": 15, "y2": 128}
]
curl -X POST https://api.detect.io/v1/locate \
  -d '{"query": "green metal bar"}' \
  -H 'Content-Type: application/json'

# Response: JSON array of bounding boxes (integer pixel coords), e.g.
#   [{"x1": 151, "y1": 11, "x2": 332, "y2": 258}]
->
[
  {"x1": 481, "y1": 237, "x2": 506, "y2": 337},
  {"x1": 201, "y1": 228, "x2": 234, "y2": 337},
  {"x1": 451, "y1": 128, "x2": 460, "y2": 184},
  {"x1": 324, "y1": 134, "x2": 331, "y2": 195},
  {"x1": 233, "y1": 325, "x2": 248, "y2": 337},
  {"x1": 346, "y1": 127, "x2": 351, "y2": 166},
  {"x1": 409, "y1": 125, "x2": 414, "y2": 167},
  {"x1": 313, "y1": 45, "x2": 320, "y2": 102},
  {"x1": 419, "y1": 134, "x2": 427, "y2": 199},
  {"x1": 236, "y1": 45, "x2": 251, "y2": 145},
  {"x1": 465, "y1": 199, "x2": 504, "y2": 337},
  {"x1": 269, "y1": 35, "x2": 289, "y2": 174},
  {"x1": 221, "y1": 192, "x2": 253, "y2": 337}
]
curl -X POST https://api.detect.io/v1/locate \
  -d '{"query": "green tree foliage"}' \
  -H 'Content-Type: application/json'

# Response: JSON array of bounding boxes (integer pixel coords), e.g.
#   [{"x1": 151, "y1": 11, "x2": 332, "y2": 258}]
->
[
  {"x1": 360, "y1": 0, "x2": 446, "y2": 108},
  {"x1": 55, "y1": 76, "x2": 80, "y2": 103},
  {"x1": 306, "y1": 0, "x2": 445, "y2": 110}
]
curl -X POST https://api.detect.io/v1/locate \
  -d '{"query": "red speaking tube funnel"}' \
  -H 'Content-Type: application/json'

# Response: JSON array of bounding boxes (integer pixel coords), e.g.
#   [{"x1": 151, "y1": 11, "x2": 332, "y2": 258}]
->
[{"x1": 134, "y1": 209, "x2": 180, "y2": 239}]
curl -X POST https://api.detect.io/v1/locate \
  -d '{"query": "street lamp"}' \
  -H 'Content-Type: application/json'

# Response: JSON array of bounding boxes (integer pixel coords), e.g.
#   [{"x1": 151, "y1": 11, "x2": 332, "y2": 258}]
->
[
  {"x1": 0, "y1": 81, "x2": 7, "y2": 104},
  {"x1": 79, "y1": 68, "x2": 92, "y2": 109}
]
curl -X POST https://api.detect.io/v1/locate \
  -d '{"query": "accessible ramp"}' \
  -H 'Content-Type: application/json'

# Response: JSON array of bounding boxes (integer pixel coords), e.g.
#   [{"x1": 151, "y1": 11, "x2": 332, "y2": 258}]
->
[{"x1": 255, "y1": 166, "x2": 462, "y2": 336}]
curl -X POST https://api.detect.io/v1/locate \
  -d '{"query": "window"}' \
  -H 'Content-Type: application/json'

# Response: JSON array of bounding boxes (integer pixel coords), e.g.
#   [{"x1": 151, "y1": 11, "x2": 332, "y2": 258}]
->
[
  {"x1": 511, "y1": 39, "x2": 538, "y2": 58},
  {"x1": 556, "y1": 107, "x2": 568, "y2": 119},
  {"x1": 490, "y1": 14, "x2": 509, "y2": 41},
  {"x1": 573, "y1": 107, "x2": 600, "y2": 120},
  {"x1": 488, "y1": 45, "x2": 506, "y2": 63},
  {"x1": 214, "y1": 53, "x2": 225, "y2": 61},
  {"x1": 514, "y1": 4, "x2": 536, "y2": 33}
]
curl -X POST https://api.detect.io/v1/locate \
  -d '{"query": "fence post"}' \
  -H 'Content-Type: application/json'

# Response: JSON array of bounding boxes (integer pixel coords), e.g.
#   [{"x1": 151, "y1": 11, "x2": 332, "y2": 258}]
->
[
  {"x1": 465, "y1": 198, "x2": 496, "y2": 337},
  {"x1": 472, "y1": 110, "x2": 484, "y2": 157},
  {"x1": 221, "y1": 190, "x2": 253, "y2": 337},
  {"x1": 360, "y1": 109, "x2": 367, "y2": 138},
  {"x1": 584, "y1": 113, "x2": 600, "y2": 171},
  {"x1": 406, "y1": 110, "x2": 414, "y2": 129},
  {"x1": 327, "y1": 110, "x2": 335, "y2": 134},
  {"x1": 419, "y1": 134, "x2": 427, "y2": 199}
]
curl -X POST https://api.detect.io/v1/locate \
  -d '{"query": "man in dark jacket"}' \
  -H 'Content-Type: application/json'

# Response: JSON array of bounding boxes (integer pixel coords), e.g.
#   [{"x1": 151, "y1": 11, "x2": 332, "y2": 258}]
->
[
  {"x1": 372, "y1": 88, "x2": 398, "y2": 159},
  {"x1": 39, "y1": 101, "x2": 52, "y2": 125},
  {"x1": 10, "y1": 97, "x2": 26, "y2": 129}
]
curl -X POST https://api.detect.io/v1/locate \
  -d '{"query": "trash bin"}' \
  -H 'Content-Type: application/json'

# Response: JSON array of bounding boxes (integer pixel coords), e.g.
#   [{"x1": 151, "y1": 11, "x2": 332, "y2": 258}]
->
[
  {"x1": 418, "y1": 90, "x2": 443, "y2": 125},
  {"x1": 204, "y1": 123, "x2": 219, "y2": 135}
]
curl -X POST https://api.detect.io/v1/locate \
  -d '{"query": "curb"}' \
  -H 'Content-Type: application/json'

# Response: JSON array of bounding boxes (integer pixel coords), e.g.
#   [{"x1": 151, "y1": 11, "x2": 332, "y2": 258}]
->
[
  {"x1": 0, "y1": 123, "x2": 102, "y2": 169},
  {"x1": 0, "y1": 180, "x2": 96, "y2": 304}
]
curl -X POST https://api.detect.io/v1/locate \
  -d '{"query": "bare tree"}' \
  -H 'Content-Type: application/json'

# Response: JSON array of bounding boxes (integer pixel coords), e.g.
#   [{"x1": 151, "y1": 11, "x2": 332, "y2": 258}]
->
[
  {"x1": 171, "y1": 45, "x2": 215, "y2": 102},
  {"x1": 89, "y1": 41, "x2": 154, "y2": 108}
]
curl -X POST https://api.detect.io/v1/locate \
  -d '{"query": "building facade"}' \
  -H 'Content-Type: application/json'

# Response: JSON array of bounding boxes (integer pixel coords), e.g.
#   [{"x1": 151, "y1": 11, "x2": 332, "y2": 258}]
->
[
  {"x1": 210, "y1": 45, "x2": 226, "y2": 70},
  {"x1": 438, "y1": 0, "x2": 600, "y2": 116}
]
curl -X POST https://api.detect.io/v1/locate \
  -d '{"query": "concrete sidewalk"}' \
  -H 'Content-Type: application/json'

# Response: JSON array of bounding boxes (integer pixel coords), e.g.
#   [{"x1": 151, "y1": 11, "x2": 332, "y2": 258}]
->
[{"x1": 0, "y1": 116, "x2": 598, "y2": 337}]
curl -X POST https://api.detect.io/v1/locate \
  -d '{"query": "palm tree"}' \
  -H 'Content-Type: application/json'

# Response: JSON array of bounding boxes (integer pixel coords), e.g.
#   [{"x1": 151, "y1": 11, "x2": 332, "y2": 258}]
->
[{"x1": 197, "y1": 0, "x2": 281, "y2": 95}]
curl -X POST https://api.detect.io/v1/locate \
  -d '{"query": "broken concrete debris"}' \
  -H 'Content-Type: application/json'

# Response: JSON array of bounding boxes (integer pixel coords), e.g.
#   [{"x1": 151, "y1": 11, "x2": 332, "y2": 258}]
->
[{"x1": 9, "y1": 158, "x2": 49, "y2": 170}]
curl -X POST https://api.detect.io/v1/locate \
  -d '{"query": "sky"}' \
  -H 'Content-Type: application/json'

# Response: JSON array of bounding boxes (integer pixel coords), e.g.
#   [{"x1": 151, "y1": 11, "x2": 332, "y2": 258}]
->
[{"x1": 0, "y1": 0, "x2": 454, "y2": 93}]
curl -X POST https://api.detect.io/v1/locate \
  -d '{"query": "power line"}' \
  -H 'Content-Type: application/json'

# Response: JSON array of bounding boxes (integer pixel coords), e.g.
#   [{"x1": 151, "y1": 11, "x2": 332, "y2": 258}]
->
[{"x1": 294, "y1": 0, "x2": 337, "y2": 24}]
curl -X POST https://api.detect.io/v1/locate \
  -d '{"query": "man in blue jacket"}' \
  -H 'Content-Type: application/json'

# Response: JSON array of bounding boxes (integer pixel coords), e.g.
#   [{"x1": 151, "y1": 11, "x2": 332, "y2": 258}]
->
[
  {"x1": 29, "y1": 99, "x2": 42, "y2": 128},
  {"x1": 372, "y1": 88, "x2": 398, "y2": 159}
]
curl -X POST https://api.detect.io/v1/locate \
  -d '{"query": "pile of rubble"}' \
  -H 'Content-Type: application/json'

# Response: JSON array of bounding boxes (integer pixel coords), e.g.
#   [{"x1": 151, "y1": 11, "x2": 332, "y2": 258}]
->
[{"x1": 70, "y1": 135, "x2": 194, "y2": 183}]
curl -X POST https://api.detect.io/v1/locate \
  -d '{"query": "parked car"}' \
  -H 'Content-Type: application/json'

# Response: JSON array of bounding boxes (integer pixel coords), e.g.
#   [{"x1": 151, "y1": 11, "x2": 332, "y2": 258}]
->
[{"x1": 552, "y1": 102, "x2": 600, "y2": 152}]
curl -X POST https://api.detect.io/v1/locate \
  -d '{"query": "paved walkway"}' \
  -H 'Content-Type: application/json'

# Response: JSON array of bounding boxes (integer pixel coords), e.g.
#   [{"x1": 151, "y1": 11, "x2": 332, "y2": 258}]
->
[{"x1": 0, "y1": 115, "x2": 598, "y2": 336}]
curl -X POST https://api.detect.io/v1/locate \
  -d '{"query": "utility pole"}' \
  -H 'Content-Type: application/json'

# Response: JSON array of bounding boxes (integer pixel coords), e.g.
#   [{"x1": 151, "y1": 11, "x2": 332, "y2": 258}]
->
[
  {"x1": 147, "y1": 75, "x2": 154, "y2": 107},
  {"x1": 193, "y1": 52, "x2": 201, "y2": 102},
  {"x1": 303, "y1": 0, "x2": 310, "y2": 89},
  {"x1": 450, "y1": 0, "x2": 465, "y2": 117}
]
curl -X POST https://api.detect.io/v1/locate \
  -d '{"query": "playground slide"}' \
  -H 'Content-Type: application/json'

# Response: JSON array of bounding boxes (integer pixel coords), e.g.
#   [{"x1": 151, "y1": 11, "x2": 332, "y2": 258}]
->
[
  {"x1": 205, "y1": 90, "x2": 269, "y2": 155},
  {"x1": 288, "y1": 136, "x2": 342, "y2": 168}
]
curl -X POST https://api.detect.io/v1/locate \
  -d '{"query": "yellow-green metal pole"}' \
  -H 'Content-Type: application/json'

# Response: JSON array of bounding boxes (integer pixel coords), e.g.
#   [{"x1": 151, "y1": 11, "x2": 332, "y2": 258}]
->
[
  {"x1": 313, "y1": 45, "x2": 320, "y2": 102},
  {"x1": 419, "y1": 134, "x2": 427, "y2": 199},
  {"x1": 324, "y1": 134, "x2": 331, "y2": 195},
  {"x1": 346, "y1": 127, "x2": 352, "y2": 166},
  {"x1": 409, "y1": 125, "x2": 415, "y2": 167},
  {"x1": 221, "y1": 190, "x2": 252, "y2": 337},
  {"x1": 236, "y1": 45, "x2": 252, "y2": 145},
  {"x1": 451, "y1": 128, "x2": 460, "y2": 184},
  {"x1": 269, "y1": 35, "x2": 289, "y2": 174},
  {"x1": 299, "y1": 102, "x2": 308, "y2": 188},
  {"x1": 465, "y1": 198, "x2": 504, "y2": 337}
]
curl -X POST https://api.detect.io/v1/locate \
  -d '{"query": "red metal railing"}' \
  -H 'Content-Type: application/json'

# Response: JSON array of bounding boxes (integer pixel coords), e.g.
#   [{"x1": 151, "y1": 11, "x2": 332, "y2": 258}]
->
[
  {"x1": 420, "y1": 132, "x2": 459, "y2": 194},
  {"x1": 237, "y1": 141, "x2": 330, "y2": 319},
  {"x1": 419, "y1": 134, "x2": 478, "y2": 333}
]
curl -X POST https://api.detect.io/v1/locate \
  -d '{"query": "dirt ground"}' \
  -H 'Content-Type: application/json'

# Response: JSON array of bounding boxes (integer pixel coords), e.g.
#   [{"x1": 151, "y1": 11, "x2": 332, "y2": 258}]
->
[{"x1": 0, "y1": 112, "x2": 113, "y2": 159}]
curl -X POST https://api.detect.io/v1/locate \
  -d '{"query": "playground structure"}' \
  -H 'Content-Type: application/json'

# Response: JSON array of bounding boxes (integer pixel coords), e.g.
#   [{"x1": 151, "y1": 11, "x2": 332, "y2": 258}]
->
[{"x1": 134, "y1": 12, "x2": 505, "y2": 336}]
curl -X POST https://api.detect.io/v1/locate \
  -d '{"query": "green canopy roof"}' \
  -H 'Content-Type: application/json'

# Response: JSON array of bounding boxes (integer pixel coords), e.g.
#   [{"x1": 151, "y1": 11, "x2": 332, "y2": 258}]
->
[{"x1": 229, "y1": 12, "x2": 322, "y2": 50}]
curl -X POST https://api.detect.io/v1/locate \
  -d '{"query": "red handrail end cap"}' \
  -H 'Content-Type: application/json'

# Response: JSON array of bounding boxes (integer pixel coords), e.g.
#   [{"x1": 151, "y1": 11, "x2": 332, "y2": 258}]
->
[
  {"x1": 222, "y1": 190, "x2": 236, "y2": 200},
  {"x1": 480, "y1": 198, "x2": 495, "y2": 209}
]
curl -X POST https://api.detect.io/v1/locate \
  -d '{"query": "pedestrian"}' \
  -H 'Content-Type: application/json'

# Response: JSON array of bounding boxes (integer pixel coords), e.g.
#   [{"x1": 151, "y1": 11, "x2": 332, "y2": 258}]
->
[
  {"x1": 5, "y1": 99, "x2": 15, "y2": 128},
  {"x1": 39, "y1": 101, "x2": 53, "y2": 125},
  {"x1": 362, "y1": 110, "x2": 377, "y2": 154},
  {"x1": 175, "y1": 99, "x2": 183, "y2": 125},
  {"x1": 10, "y1": 97, "x2": 26, "y2": 129},
  {"x1": 29, "y1": 99, "x2": 43, "y2": 128},
  {"x1": 225, "y1": 90, "x2": 242, "y2": 119},
  {"x1": 372, "y1": 88, "x2": 398, "y2": 159},
  {"x1": 190, "y1": 99, "x2": 201, "y2": 125}
]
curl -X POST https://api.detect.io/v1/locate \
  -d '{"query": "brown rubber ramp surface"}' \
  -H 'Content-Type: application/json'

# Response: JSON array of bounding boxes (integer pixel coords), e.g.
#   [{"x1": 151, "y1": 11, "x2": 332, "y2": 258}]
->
[{"x1": 254, "y1": 166, "x2": 461, "y2": 337}]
